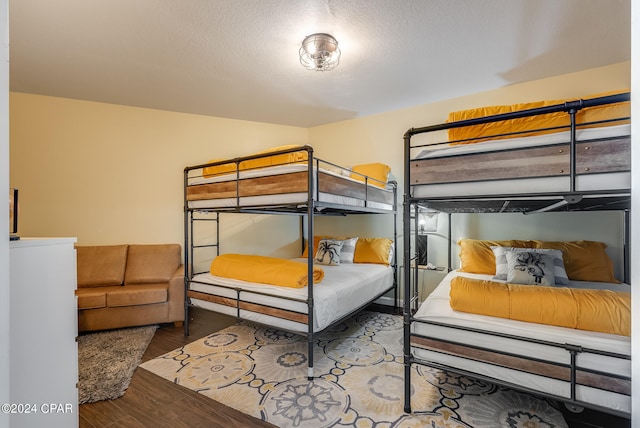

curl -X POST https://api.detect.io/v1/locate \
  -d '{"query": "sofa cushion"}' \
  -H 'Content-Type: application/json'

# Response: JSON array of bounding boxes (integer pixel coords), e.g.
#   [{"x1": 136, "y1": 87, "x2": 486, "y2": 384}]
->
[
  {"x1": 76, "y1": 286, "x2": 123, "y2": 309},
  {"x1": 106, "y1": 283, "x2": 168, "y2": 307},
  {"x1": 124, "y1": 244, "x2": 182, "y2": 285},
  {"x1": 76, "y1": 245, "x2": 128, "y2": 288}
]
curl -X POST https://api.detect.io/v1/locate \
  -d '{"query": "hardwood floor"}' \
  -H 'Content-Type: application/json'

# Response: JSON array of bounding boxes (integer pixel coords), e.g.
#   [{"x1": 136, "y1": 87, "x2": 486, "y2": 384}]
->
[
  {"x1": 79, "y1": 307, "x2": 276, "y2": 428},
  {"x1": 561, "y1": 407, "x2": 630, "y2": 428},
  {"x1": 79, "y1": 306, "x2": 630, "y2": 428}
]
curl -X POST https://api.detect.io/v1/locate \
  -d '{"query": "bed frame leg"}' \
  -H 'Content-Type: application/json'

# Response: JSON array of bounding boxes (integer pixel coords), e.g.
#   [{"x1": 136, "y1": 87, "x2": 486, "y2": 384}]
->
[
  {"x1": 403, "y1": 360, "x2": 412, "y2": 413},
  {"x1": 307, "y1": 337, "x2": 314, "y2": 380},
  {"x1": 183, "y1": 300, "x2": 190, "y2": 337},
  {"x1": 403, "y1": 312, "x2": 412, "y2": 413}
]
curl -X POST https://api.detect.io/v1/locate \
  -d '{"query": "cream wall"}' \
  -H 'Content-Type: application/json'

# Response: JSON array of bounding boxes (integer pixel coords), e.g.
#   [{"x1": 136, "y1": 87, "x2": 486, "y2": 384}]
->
[{"x1": 10, "y1": 94, "x2": 308, "y2": 255}]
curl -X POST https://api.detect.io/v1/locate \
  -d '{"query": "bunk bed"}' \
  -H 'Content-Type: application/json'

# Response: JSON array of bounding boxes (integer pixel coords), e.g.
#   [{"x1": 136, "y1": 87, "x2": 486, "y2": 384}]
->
[
  {"x1": 183, "y1": 145, "x2": 398, "y2": 378},
  {"x1": 401, "y1": 91, "x2": 632, "y2": 418}
]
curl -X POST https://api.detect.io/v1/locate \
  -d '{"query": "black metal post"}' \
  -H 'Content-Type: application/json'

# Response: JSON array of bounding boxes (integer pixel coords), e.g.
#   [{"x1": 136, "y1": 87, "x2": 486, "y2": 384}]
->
[
  {"x1": 403, "y1": 133, "x2": 413, "y2": 413},
  {"x1": 307, "y1": 147, "x2": 315, "y2": 380}
]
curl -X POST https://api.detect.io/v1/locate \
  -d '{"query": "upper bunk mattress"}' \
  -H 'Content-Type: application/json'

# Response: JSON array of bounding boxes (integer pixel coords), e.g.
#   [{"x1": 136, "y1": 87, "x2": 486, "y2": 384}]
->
[{"x1": 410, "y1": 124, "x2": 630, "y2": 200}]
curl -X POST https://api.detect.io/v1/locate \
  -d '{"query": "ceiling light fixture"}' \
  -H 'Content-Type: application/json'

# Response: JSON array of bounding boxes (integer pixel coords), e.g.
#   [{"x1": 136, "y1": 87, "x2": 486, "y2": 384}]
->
[{"x1": 299, "y1": 33, "x2": 341, "y2": 71}]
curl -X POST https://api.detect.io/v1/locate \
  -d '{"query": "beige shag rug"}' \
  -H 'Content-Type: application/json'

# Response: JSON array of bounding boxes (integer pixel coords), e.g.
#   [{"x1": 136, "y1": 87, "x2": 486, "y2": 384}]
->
[
  {"x1": 141, "y1": 313, "x2": 568, "y2": 427},
  {"x1": 78, "y1": 325, "x2": 157, "y2": 404}
]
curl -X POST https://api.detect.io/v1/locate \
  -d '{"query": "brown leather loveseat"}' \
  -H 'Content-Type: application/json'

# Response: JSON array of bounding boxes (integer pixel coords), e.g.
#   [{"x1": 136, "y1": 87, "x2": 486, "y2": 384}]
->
[{"x1": 75, "y1": 244, "x2": 184, "y2": 332}]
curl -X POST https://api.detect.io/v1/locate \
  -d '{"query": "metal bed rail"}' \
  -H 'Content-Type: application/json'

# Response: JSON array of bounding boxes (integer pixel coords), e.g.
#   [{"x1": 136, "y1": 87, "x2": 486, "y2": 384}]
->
[{"x1": 408, "y1": 317, "x2": 631, "y2": 418}]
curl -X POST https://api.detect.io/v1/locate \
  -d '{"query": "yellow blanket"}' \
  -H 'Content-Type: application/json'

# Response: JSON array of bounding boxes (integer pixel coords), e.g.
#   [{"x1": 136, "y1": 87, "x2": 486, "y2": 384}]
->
[
  {"x1": 447, "y1": 89, "x2": 630, "y2": 145},
  {"x1": 449, "y1": 276, "x2": 630, "y2": 336},
  {"x1": 210, "y1": 254, "x2": 324, "y2": 288},
  {"x1": 203, "y1": 145, "x2": 308, "y2": 178}
]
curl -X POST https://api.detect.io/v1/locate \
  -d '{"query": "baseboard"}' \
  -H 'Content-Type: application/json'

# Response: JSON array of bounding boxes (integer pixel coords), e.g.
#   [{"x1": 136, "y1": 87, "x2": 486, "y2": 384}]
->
[
  {"x1": 374, "y1": 295, "x2": 404, "y2": 307},
  {"x1": 368, "y1": 296, "x2": 405, "y2": 314}
]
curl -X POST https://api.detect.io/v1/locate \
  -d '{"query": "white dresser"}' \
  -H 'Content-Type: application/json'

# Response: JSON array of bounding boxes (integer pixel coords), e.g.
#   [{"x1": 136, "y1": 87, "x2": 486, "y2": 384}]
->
[{"x1": 9, "y1": 238, "x2": 78, "y2": 428}]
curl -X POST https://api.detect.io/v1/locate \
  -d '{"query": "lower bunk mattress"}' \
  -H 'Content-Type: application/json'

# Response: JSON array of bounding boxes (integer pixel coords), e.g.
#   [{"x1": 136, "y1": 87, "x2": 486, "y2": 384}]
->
[
  {"x1": 411, "y1": 270, "x2": 631, "y2": 415},
  {"x1": 188, "y1": 258, "x2": 394, "y2": 333}
]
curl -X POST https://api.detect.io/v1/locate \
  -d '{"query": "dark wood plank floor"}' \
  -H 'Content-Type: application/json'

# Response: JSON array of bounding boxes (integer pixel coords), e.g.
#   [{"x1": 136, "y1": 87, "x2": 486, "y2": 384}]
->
[
  {"x1": 79, "y1": 306, "x2": 631, "y2": 428},
  {"x1": 79, "y1": 307, "x2": 276, "y2": 428},
  {"x1": 561, "y1": 406, "x2": 630, "y2": 428}
]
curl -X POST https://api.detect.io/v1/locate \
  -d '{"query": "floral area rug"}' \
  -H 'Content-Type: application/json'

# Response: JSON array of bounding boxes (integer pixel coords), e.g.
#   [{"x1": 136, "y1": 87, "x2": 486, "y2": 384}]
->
[{"x1": 140, "y1": 312, "x2": 567, "y2": 427}]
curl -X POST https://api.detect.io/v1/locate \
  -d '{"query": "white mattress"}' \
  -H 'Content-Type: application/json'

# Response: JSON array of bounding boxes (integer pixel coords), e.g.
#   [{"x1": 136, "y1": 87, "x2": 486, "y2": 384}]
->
[
  {"x1": 412, "y1": 174, "x2": 631, "y2": 199},
  {"x1": 187, "y1": 164, "x2": 394, "y2": 210},
  {"x1": 189, "y1": 258, "x2": 394, "y2": 333},
  {"x1": 411, "y1": 124, "x2": 631, "y2": 199},
  {"x1": 412, "y1": 270, "x2": 631, "y2": 414}
]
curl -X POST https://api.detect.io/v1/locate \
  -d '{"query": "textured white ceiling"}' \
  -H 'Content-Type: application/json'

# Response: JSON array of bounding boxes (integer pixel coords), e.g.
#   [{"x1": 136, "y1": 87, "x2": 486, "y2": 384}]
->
[{"x1": 9, "y1": 0, "x2": 631, "y2": 127}]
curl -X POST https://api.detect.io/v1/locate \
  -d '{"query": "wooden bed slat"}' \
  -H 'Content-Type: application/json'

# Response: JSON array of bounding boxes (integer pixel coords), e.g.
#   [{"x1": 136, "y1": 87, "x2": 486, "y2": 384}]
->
[
  {"x1": 188, "y1": 290, "x2": 309, "y2": 324},
  {"x1": 318, "y1": 172, "x2": 394, "y2": 205},
  {"x1": 575, "y1": 136, "x2": 630, "y2": 174},
  {"x1": 411, "y1": 335, "x2": 630, "y2": 395},
  {"x1": 186, "y1": 170, "x2": 394, "y2": 205},
  {"x1": 186, "y1": 172, "x2": 308, "y2": 200},
  {"x1": 410, "y1": 135, "x2": 630, "y2": 186},
  {"x1": 411, "y1": 145, "x2": 569, "y2": 185},
  {"x1": 575, "y1": 369, "x2": 631, "y2": 396},
  {"x1": 411, "y1": 335, "x2": 570, "y2": 381}
]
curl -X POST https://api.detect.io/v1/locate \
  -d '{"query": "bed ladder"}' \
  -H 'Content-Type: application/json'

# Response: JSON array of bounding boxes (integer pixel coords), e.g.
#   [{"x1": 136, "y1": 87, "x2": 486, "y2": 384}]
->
[{"x1": 184, "y1": 209, "x2": 220, "y2": 336}]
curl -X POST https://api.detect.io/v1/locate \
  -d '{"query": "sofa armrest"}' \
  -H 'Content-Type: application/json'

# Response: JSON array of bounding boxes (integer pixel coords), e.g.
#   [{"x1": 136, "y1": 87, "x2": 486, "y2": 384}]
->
[
  {"x1": 170, "y1": 265, "x2": 185, "y2": 285},
  {"x1": 167, "y1": 264, "x2": 185, "y2": 322}
]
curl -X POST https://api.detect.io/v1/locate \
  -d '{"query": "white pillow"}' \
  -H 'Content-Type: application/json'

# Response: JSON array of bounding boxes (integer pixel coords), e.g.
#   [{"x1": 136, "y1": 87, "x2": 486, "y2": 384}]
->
[
  {"x1": 492, "y1": 246, "x2": 569, "y2": 285},
  {"x1": 505, "y1": 251, "x2": 556, "y2": 286},
  {"x1": 339, "y1": 237, "x2": 358, "y2": 263},
  {"x1": 315, "y1": 239, "x2": 344, "y2": 266}
]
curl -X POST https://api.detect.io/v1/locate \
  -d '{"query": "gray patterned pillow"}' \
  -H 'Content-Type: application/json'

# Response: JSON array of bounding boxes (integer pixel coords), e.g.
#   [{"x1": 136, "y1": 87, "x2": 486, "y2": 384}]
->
[
  {"x1": 505, "y1": 251, "x2": 556, "y2": 285},
  {"x1": 339, "y1": 237, "x2": 358, "y2": 263},
  {"x1": 492, "y1": 246, "x2": 569, "y2": 285},
  {"x1": 315, "y1": 239, "x2": 344, "y2": 266}
]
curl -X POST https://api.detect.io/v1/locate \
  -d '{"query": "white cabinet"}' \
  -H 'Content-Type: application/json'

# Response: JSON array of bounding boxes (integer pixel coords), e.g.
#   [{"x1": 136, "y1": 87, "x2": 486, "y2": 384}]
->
[{"x1": 9, "y1": 238, "x2": 78, "y2": 428}]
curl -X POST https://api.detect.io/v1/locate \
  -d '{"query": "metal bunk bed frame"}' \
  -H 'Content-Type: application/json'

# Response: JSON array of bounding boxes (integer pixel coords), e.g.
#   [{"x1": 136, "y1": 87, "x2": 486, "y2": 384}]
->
[
  {"x1": 401, "y1": 92, "x2": 631, "y2": 418},
  {"x1": 183, "y1": 145, "x2": 398, "y2": 379}
]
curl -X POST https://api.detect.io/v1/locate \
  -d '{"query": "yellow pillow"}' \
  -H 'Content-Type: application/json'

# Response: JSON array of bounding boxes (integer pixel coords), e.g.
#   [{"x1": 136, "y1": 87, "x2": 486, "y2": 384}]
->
[
  {"x1": 533, "y1": 240, "x2": 619, "y2": 283},
  {"x1": 457, "y1": 239, "x2": 534, "y2": 275},
  {"x1": 203, "y1": 145, "x2": 307, "y2": 178},
  {"x1": 350, "y1": 163, "x2": 391, "y2": 188},
  {"x1": 353, "y1": 237, "x2": 393, "y2": 265},
  {"x1": 239, "y1": 145, "x2": 308, "y2": 170}
]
